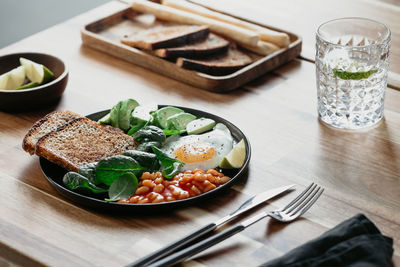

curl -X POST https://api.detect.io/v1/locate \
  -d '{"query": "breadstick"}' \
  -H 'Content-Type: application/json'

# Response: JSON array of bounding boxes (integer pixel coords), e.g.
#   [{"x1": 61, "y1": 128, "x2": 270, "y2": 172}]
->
[
  {"x1": 131, "y1": 0, "x2": 259, "y2": 47},
  {"x1": 162, "y1": 0, "x2": 290, "y2": 47},
  {"x1": 240, "y1": 41, "x2": 281, "y2": 56}
]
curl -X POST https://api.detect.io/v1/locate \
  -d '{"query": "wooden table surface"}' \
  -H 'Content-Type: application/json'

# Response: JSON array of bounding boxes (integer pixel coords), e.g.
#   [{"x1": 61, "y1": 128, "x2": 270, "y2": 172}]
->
[
  {"x1": 1, "y1": 1, "x2": 400, "y2": 266},
  {"x1": 191, "y1": 0, "x2": 400, "y2": 90}
]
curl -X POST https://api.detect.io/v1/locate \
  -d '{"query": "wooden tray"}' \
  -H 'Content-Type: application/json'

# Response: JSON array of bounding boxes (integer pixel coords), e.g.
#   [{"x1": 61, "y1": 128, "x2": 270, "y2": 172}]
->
[{"x1": 81, "y1": 1, "x2": 302, "y2": 92}]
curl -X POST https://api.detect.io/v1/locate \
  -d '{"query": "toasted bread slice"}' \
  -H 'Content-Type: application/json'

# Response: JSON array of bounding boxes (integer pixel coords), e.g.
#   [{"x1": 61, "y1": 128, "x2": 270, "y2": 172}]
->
[
  {"x1": 176, "y1": 46, "x2": 252, "y2": 75},
  {"x1": 35, "y1": 117, "x2": 136, "y2": 172},
  {"x1": 121, "y1": 24, "x2": 209, "y2": 50},
  {"x1": 154, "y1": 33, "x2": 229, "y2": 58},
  {"x1": 22, "y1": 110, "x2": 82, "y2": 155}
]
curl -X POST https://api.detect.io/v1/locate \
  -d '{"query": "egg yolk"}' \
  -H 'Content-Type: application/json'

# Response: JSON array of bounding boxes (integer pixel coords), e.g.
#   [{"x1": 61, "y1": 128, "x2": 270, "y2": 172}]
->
[{"x1": 174, "y1": 142, "x2": 216, "y2": 163}]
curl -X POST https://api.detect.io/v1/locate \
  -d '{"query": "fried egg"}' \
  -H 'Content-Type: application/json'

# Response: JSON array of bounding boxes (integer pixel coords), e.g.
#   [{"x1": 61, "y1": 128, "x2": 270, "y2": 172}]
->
[{"x1": 161, "y1": 123, "x2": 234, "y2": 170}]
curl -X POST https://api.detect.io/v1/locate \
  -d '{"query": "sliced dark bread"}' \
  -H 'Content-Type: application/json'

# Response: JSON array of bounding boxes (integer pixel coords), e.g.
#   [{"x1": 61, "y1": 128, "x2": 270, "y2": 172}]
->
[
  {"x1": 22, "y1": 110, "x2": 82, "y2": 155},
  {"x1": 176, "y1": 46, "x2": 253, "y2": 75},
  {"x1": 121, "y1": 24, "x2": 209, "y2": 50},
  {"x1": 35, "y1": 117, "x2": 136, "y2": 172},
  {"x1": 154, "y1": 33, "x2": 229, "y2": 58}
]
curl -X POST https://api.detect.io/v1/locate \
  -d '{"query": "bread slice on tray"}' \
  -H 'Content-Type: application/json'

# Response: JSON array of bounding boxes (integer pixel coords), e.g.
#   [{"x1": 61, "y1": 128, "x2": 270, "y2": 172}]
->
[
  {"x1": 22, "y1": 110, "x2": 82, "y2": 155},
  {"x1": 176, "y1": 46, "x2": 253, "y2": 75},
  {"x1": 35, "y1": 117, "x2": 136, "y2": 172},
  {"x1": 121, "y1": 24, "x2": 209, "y2": 50},
  {"x1": 154, "y1": 33, "x2": 229, "y2": 58}
]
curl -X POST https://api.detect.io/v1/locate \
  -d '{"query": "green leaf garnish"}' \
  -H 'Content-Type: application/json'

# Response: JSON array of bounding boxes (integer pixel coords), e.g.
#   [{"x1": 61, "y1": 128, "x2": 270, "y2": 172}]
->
[
  {"x1": 137, "y1": 141, "x2": 161, "y2": 153},
  {"x1": 63, "y1": 172, "x2": 108, "y2": 194},
  {"x1": 95, "y1": 155, "x2": 144, "y2": 186},
  {"x1": 105, "y1": 173, "x2": 138, "y2": 202},
  {"x1": 127, "y1": 122, "x2": 146, "y2": 136},
  {"x1": 162, "y1": 162, "x2": 183, "y2": 179},
  {"x1": 151, "y1": 146, "x2": 184, "y2": 179},
  {"x1": 133, "y1": 125, "x2": 166, "y2": 143},
  {"x1": 78, "y1": 162, "x2": 97, "y2": 184},
  {"x1": 163, "y1": 128, "x2": 183, "y2": 136},
  {"x1": 123, "y1": 150, "x2": 160, "y2": 171}
]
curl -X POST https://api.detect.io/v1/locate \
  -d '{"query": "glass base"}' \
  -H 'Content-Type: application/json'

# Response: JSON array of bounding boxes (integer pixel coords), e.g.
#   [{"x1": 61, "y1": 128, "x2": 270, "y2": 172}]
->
[{"x1": 318, "y1": 114, "x2": 383, "y2": 131}]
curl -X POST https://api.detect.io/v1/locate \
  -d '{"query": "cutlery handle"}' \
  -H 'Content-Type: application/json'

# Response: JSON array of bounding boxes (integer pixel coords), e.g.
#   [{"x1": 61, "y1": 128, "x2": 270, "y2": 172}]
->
[
  {"x1": 148, "y1": 224, "x2": 245, "y2": 267},
  {"x1": 127, "y1": 223, "x2": 217, "y2": 267}
]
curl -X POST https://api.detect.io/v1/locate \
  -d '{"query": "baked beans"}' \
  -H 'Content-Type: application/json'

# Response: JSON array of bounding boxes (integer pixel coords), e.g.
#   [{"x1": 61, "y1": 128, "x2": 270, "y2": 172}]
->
[{"x1": 118, "y1": 169, "x2": 230, "y2": 204}]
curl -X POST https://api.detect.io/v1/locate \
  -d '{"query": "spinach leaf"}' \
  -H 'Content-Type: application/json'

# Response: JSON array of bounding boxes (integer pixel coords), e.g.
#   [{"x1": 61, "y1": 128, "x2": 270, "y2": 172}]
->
[
  {"x1": 96, "y1": 155, "x2": 144, "y2": 186},
  {"x1": 123, "y1": 150, "x2": 160, "y2": 171},
  {"x1": 163, "y1": 128, "x2": 183, "y2": 136},
  {"x1": 133, "y1": 125, "x2": 166, "y2": 143},
  {"x1": 63, "y1": 172, "x2": 108, "y2": 194},
  {"x1": 151, "y1": 146, "x2": 182, "y2": 166},
  {"x1": 137, "y1": 141, "x2": 161, "y2": 152},
  {"x1": 127, "y1": 121, "x2": 146, "y2": 136},
  {"x1": 128, "y1": 115, "x2": 154, "y2": 136},
  {"x1": 162, "y1": 162, "x2": 183, "y2": 179},
  {"x1": 152, "y1": 146, "x2": 184, "y2": 179},
  {"x1": 105, "y1": 173, "x2": 138, "y2": 202},
  {"x1": 78, "y1": 162, "x2": 97, "y2": 184}
]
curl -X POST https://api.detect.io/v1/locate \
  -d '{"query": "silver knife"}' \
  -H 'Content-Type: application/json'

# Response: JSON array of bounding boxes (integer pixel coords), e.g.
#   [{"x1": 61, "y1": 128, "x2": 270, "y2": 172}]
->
[{"x1": 127, "y1": 184, "x2": 295, "y2": 267}]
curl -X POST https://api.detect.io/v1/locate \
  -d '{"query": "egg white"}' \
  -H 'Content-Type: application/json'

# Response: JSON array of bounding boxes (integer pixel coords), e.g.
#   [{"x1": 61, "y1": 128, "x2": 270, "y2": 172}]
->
[{"x1": 161, "y1": 123, "x2": 234, "y2": 170}]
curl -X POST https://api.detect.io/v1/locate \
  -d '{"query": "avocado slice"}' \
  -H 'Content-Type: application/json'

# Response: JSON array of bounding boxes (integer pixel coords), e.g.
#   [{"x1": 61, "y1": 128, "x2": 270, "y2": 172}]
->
[
  {"x1": 153, "y1": 106, "x2": 184, "y2": 129},
  {"x1": 167, "y1": 112, "x2": 196, "y2": 131},
  {"x1": 186, "y1": 118, "x2": 216, "y2": 134}
]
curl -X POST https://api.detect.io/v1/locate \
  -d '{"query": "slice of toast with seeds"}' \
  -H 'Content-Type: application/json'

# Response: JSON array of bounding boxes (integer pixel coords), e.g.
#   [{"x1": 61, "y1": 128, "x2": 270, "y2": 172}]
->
[
  {"x1": 35, "y1": 117, "x2": 136, "y2": 172},
  {"x1": 176, "y1": 45, "x2": 252, "y2": 75},
  {"x1": 154, "y1": 33, "x2": 229, "y2": 58},
  {"x1": 121, "y1": 24, "x2": 209, "y2": 50}
]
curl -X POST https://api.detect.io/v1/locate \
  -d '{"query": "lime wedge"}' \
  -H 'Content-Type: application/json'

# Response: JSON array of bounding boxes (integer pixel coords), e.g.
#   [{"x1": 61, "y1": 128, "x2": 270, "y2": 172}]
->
[
  {"x1": 0, "y1": 66, "x2": 26, "y2": 90},
  {"x1": 0, "y1": 73, "x2": 11, "y2": 90},
  {"x1": 20, "y1": 57, "x2": 54, "y2": 84},
  {"x1": 333, "y1": 69, "x2": 378, "y2": 80},
  {"x1": 15, "y1": 82, "x2": 39, "y2": 90},
  {"x1": 219, "y1": 139, "x2": 246, "y2": 169}
]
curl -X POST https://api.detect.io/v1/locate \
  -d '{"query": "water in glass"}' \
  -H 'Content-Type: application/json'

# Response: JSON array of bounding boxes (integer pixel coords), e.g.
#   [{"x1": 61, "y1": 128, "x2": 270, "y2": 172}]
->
[{"x1": 316, "y1": 18, "x2": 390, "y2": 130}]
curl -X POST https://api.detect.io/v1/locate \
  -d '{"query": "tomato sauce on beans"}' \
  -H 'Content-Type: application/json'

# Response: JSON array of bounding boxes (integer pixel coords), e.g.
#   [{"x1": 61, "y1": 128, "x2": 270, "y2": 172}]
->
[{"x1": 118, "y1": 169, "x2": 230, "y2": 204}]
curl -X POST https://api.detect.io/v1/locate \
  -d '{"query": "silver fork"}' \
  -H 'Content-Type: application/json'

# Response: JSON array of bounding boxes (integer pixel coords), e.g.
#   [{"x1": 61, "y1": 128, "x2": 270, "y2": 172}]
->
[{"x1": 148, "y1": 183, "x2": 324, "y2": 267}]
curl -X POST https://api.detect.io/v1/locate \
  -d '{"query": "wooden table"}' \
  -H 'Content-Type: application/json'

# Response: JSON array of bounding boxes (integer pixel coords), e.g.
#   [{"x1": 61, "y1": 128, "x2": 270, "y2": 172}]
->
[{"x1": 1, "y1": 1, "x2": 400, "y2": 266}]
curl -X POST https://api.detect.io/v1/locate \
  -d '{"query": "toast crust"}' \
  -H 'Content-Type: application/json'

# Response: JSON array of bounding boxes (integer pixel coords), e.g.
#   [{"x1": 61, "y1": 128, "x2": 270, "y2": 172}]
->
[
  {"x1": 176, "y1": 46, "x2": 252, "y2": 75},
  {"x1": 121, "y1": 25, "x2": 209, "y2": 50},
  {"x1": 35, "y1": 117, "x2": 136, "y2": 172},
  {"x1": 154, "y1": 33, "x2": 229, "y2": 58},
  {"x1": 22, "y1": 110, "x2": 82, "y2": 155}
]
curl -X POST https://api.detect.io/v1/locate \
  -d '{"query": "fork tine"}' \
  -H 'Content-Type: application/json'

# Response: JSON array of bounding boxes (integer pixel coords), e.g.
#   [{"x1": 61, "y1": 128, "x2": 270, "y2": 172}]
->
[
  {"x1": 281, "y1": 183, "x2": 314, "y2": 211},
  {"x1": 287, "y1": 185, "x2": 322, "y2": 215},
  {"x1": 289, "y1": 187, "x2": 324, "y2": 219},
  {"x1": 298, "y1": 188, "x2": 324, "y2": 216},
  {"x1": 286, "y1": 183, "x2": 318, "y2": 213}
]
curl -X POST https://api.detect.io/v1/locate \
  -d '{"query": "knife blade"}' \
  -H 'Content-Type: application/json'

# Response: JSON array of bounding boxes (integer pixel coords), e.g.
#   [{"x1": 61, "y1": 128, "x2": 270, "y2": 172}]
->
[
  {"x1": 215, "y1": 184, "x2": 295, "y2": 226},
  {"x1": 127, "y1": 184, "x2": 295, "y2": 267}
]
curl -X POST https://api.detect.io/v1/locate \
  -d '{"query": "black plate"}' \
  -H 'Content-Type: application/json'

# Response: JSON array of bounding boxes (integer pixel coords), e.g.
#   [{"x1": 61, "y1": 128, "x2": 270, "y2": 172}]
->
[{"x1": 40, "y1": 105, "x2": 251, "y2": 212}]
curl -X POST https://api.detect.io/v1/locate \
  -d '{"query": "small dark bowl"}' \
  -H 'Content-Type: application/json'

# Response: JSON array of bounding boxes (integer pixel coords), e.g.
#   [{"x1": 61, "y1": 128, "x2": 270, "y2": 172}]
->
[{"x1": 0, "y1": 52, "x2": 68, "y2": 112}]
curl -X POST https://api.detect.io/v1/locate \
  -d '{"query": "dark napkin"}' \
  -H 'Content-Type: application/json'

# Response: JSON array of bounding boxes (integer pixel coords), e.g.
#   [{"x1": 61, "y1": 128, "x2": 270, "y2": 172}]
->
[{"x1": 261, "y1": 214, "x2": 393, "y2": 267}]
